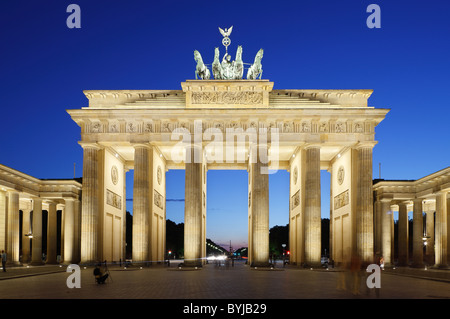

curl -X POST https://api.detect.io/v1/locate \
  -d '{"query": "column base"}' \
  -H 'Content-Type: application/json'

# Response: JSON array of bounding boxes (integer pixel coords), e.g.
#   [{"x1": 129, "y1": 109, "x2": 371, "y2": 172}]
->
[
  {"x1": 30, "y1": 261, "x2": 45, "y2": 266},
  {"x1": 432, "y1": 264, "x2": 449, "y2": 269},
  {"x1": 6, "y1": 261, "x2": 22, "y2": 267}
]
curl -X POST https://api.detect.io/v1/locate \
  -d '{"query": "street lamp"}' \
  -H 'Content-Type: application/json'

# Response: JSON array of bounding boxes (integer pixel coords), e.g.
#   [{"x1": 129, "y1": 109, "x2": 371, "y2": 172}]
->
[{"x1": 282, "y1": 244, "x2": 286, "y2": 267}]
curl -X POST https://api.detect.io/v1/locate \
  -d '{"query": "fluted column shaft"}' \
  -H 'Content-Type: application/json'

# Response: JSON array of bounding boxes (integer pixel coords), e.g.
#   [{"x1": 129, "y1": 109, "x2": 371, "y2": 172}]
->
[
  {"x1": 249, "y1": 143, "x2": 270, "y2": 267},
  {"x1": 184, "y1": 145, "x2": 203, "y2": 267},
  {"x1": 132, "y1": 145, "x2": 151, "y2": 263},
  {"x1": 74, "y1": 199, "x2": 81, "y2": 263},
  {"x1": 435, "y1": 192, "x2": 448, "y2": 267},
  {"x1": 425, "y1": 210, "x2": 435, "y2": 262},
  {"x1": 80, "y1": 145, "x2": 100, "y2": 264},
  {"x1": 31, "y1": 198, "x2": 43, "y2": 265},
  {"x1": 380, "y1": 200, "x2": 392, "y2": 266},
  {"x1": 63, "y1": 198, "x2": 75, "y2": 264},
  {"x1": 0, "y1": 191, "x2": 6, "y2": 252},
  {"x1": 304, "y1": 146, "x2": 321, "y2": 266},
  {"x1": 398, "y1": 203, "x2": 409, "y2": 266},
  {"x1": 46, "y1": 203, "x2": 57, "y2": 264},
  {"x1": 412, "y1": 199, "x2": 424, "y2": 267},
  {"x1": 356, "y1": 146, "x2": 374, "y2": 263},
  {"x1": 7, "y1": 192, "x2": 20, "y2": 264},
  {"x1": 22, "y1": 208, "x2": 31, "y2": 263}
]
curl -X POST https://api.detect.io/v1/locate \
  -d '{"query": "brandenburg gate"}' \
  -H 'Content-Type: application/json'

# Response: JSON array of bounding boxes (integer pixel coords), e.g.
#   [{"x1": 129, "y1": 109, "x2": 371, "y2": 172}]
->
[
  {"x1": 1, "y1": 28, "x2": 449, "y2": 270},
  {"x1": 66, "y1": 28, "x2": 389, "y2": 268},
  {"x1": 68, "y1": 84, "x2": 389, "y2": 267}
]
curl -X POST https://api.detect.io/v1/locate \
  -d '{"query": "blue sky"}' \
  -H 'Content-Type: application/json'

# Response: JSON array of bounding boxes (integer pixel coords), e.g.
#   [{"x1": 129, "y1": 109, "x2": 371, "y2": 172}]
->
[{"x1": 1, "y1": 1, "x2": 449, "y2": 249}]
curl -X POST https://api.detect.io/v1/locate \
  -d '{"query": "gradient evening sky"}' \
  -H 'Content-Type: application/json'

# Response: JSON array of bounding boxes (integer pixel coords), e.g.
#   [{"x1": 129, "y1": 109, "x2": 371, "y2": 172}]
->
[{"x1": 1, "y1": 1, "x2": 449, "y2": 250}]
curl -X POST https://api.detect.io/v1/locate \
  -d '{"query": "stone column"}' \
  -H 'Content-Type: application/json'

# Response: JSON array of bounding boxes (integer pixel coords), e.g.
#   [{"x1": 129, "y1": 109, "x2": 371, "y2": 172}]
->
[
  {"x1": 80, "y1": 144, "x2": 101, "y2": 264},
  {"x1": 60, "y1": 206, "x2": 65, "y2": 262},
  {"x1": 7, "y1": 191, "x2": 20, "y2": 265},
  {"x1": 412, "y1": 199, "x2": 424, "y2": 267},
  {"x1": 356, "y1": 145, "x2": 374, "y2": 264},
  {"x1": 249, "y1": 143, "x2": 270, "y2": 267},
  {"x1": 425, "y1": 209, "x2": 435, "y2": 264},
  {"x1": 391, "y1": 205, "x2": 396, "y2": 263},
  {"x1": 31, "y1": 198, "x2": 43, "y2": 265},
  {"x1": 397, "y1": 202, "x2": 409, "y2": 266},
  {"x1": 304, "y1": 145, "x2": 321, "y2": 267},
  {"x1": 0, "y1": 190, "x2": 6, "y2": 252},
  {"x1": 434, "y1": 191, "x2": 448, "y2": 267},
  {"x1": 74, "y1": 199, "x2": 81, "y2": 263},
  {"x1": 374, "y1": 200, "x2": 381, "y2": 257},
  {"x1": 132, "y1": 144, "x2": 152, "y2": 263},
  {"x1": 448, "y1": 196, "x2": 450, "y2": 267},
  {"x1": 63, "y1": 198, "x2": 75, "y2": 264},
  {"x1": 46, "y1": 202, "x2": 57, "y2": 264},
  {"x1": 380, "y1": 199, "x2": 392, "y2": 266},
  {"x1": 22, "y1": 207, "x2": 32, "y2": 263},
  {"x1": 184, "y1": 144, "x2": 203, "y2": 267}
]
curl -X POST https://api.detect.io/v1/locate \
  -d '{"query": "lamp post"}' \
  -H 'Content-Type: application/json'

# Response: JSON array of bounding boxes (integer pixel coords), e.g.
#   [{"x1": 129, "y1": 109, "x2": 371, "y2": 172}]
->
[{"x1": 282, "y1": 244, "x2": 286, "y2": 267}]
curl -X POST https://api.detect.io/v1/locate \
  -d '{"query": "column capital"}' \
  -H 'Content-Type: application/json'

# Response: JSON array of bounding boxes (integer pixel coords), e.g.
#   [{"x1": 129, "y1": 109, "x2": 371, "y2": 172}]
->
[
  {"x1": 7, "y1": 189, "x2": 19, "y2": 196},
  {"x1": 435, "y1": 189, "x2": 449, "y2": 196},
  {"x1": 44, "y1": 199, "x2": 58, "y2": 206},
  {"x1": 31, "y1": 196, "x2": 43, "y2": 204},
  {"x1": 354, "y1": 141, "x2": 377, "y2": 150},
  {"x1": 303, "y1": 143, "x2": 321, "y2": 150},
  {"x1": 133, "y1": 143, "x2": 152, "y2": 150},
  {"x1": 78, "y1": 142, "x2": 102, "y2": 150}
]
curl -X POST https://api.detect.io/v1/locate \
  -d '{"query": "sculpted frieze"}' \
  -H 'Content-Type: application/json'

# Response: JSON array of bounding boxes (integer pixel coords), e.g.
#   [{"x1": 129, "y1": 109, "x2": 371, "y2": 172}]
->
[
  {"x1": 91, "y1": 122, "x2": 102, "y2": 133},
  {"x1": 191, "y1": 91, "x2": 263, "y2": 105},
  {"x1": 335, "y1": 122, "x2": 346, "y2": 133},
  {"x1": 354, "y1": 122, "x2": 364, "y2": 133},
  {"x1": 106, "y1": 189, "x2": 122, "y2": 209},
  {"x1": 334, "y1": 190, "x2": 349, "y2": 210},
  {"x1": 154, "y1": 189, "x2": 164, "y2": 209},
  {"x1": 291, "y1": 190, "x2": 300, "y2": 210},
  {"x1": 86, "y1": 119, "x2": 366, "y2": 135},
  {"x1": 319, "y1": 122, "x2": 329, "y2": 133}
]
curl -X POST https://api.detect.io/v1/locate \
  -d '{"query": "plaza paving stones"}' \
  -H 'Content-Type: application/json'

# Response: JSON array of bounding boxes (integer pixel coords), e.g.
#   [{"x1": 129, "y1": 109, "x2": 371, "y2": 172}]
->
[{"x1": 0, "y1": 261, "x2": 448, "y2": 300}]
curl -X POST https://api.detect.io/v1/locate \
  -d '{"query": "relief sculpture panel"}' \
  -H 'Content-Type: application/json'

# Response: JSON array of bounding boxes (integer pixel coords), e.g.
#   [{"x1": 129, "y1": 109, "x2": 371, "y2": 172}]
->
[
  {"x1": 191, "y1": 92, "x2": 263, "y2": 105},
  {"x1": 106, "y1": 189, "x2": 122, "y2": 210},
  {"x1": 334, "y1": 190, "x2": 349, "y2": 210}
]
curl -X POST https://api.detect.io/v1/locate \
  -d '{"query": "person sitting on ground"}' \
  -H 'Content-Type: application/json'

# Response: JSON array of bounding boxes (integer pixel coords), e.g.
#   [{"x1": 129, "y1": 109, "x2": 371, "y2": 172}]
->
[{"x1": 93, "y1": 263, "x2": 109, "y2": 284}]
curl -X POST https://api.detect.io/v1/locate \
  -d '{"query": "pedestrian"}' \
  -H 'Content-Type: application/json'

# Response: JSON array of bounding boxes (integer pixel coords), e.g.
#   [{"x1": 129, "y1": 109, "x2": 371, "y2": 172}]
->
[
  {"x1": 1, "y1": 250, "x2": 6, "y2": 272},
  {"x1": 93, "y1": 263, "x2": 109, "y2": 284},
  {"x1": 379, "y1": 256, "x2": 385, "y2": 270}
]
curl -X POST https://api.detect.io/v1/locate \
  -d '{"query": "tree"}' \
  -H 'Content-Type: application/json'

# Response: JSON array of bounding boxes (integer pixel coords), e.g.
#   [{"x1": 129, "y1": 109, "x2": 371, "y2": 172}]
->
[
  {"x1": 166, "y1": 219, "x2": 184, "y2": 258},
  {"x1": 269, "y1": 224, "x2": 289, "y2": 258}
]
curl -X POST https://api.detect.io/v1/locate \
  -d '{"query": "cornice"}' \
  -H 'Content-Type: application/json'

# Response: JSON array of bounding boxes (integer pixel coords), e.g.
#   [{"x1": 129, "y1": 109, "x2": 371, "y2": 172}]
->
[{"x1": 0, "y1": 164, "x2": 82, "y2": 201}]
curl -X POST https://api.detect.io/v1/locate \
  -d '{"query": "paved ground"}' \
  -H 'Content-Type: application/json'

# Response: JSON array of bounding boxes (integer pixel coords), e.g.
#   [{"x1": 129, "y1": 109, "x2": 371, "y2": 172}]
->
[{"x1": 0, "y1": 260, "x2": 448, "y2": 316}]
